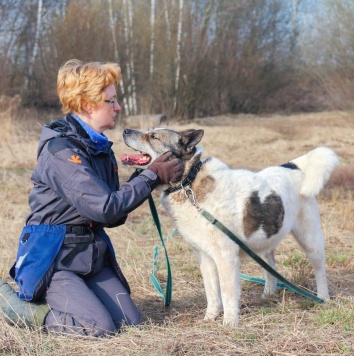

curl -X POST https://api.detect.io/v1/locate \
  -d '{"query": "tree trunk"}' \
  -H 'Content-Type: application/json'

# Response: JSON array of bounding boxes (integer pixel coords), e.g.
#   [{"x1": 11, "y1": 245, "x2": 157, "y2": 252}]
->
[
  {"x1": 24, "y1": 0, "x2": 43, "y2": 92},
  {"x1": 123, "y1": 0, "x2": 137, "y2": 114},
  {"x1": 173, "y1": 0, "x2": 184, "y2": 114},
  {"x1": 108, "y1": 0, "x2": 130, "y2": 116},
  {"x1": 150, "y1": 0, "x2": 155, "y2": 81},
  {"x1": 163, "y1": 0, "x2": 171, "y2": 44},
  {"x1": 290, "y1": 0, "x2": 301, "y2": 57}
]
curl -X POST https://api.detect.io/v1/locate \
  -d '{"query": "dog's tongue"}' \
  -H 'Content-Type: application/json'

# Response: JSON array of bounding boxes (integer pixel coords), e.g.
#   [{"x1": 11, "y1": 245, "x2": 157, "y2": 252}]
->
[{"x1": 121, "y1": 153, "x2": 151, "y2": 166}]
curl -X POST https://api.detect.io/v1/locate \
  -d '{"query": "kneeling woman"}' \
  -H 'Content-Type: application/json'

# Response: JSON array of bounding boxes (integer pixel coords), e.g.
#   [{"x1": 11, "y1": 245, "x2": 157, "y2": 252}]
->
[{"x1": 0, "y1": 60, "x2": 183, "y2": 336}]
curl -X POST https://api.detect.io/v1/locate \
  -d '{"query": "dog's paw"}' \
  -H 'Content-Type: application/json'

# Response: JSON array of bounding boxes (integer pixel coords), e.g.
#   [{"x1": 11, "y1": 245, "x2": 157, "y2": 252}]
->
[
  {"x1": 262, "y1": 285, "x2": 277, "y2": 298},
  {"x1": 204, "y1": 306, "x2": 222, "y2": 321},
  {"x1": 261, "y1": 292, "x2": 275, "y2": 299},
  {"x1": 318, "y1": 292, "x2": 331, "y2": 302},
  {"x1": 222, "y1": 317, "x2": 238, "y2": 327},
  {"x1": 203, "y1": 312, "x2": 219, "y2": 321}
]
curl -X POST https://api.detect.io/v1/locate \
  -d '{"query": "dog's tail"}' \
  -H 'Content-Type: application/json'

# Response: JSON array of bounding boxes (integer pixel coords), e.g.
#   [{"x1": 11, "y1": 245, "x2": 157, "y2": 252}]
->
[{"x1": 290, "y1": 147, "x2": 339, "y2": 197}]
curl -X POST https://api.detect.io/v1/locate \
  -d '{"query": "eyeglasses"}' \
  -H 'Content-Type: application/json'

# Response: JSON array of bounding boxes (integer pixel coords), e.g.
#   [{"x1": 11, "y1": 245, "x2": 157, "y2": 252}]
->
[{"x1": 104, "y1": 99, "x2": 119, "y2": 107}]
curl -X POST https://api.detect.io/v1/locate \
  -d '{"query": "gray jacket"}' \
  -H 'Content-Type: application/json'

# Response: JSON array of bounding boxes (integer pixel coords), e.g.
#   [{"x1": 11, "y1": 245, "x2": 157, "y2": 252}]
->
[
  {"x1": 27, "y1": 114, "x2": 157, "y2": 227},
  {"x1": 14, "y1": 115, "x2": 158, "y2": 296}
]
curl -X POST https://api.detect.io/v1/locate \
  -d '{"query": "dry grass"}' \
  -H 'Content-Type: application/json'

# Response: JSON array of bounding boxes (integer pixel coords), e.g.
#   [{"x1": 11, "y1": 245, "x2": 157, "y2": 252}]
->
[
  {"x1": 0, "y1": 108, "x2": 353, "y2": 355},
  {"x1": 0, "y1": 95, "x2": 21, "y2": 157}
]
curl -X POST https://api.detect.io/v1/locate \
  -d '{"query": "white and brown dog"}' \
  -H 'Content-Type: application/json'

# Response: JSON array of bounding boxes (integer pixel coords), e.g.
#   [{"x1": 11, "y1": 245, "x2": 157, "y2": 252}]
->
[{"x1": 122, "y1": 127, "x2": 339, "y2": 325}]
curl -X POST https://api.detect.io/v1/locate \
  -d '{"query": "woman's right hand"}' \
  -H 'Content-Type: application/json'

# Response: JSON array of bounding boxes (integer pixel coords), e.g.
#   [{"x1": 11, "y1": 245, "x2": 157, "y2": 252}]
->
[{"x1": 147, "y1": 152, "x2": 184, "y2": 184}]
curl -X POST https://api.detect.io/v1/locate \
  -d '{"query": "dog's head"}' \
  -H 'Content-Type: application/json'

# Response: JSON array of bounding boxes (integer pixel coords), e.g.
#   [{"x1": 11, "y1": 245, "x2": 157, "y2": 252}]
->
[{"x1": 121, "y1": 127, "x2": 204, "y2": 168}]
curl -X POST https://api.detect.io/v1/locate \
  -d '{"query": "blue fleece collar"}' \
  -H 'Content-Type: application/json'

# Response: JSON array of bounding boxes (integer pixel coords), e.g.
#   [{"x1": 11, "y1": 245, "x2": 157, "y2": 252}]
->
[{"x1": 71, "y1": 113, "x2": 109, "y2": 150}]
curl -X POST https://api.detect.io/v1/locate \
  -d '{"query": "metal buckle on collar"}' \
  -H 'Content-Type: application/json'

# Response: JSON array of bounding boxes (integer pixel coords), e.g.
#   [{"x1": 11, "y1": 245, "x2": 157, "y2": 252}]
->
[{"x1": 182, "y1": 184, "x2": 201, "y2": 211}]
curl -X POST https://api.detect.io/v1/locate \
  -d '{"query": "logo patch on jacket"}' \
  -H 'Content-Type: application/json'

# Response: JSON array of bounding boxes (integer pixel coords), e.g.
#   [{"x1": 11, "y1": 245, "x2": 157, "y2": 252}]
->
[{"x1": 68, "y1": 155, "x2": 82, "y2": 164}]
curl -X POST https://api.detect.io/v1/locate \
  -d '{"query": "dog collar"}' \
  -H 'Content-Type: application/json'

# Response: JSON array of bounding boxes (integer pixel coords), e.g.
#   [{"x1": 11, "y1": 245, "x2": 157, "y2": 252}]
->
[{"x1": 164, "y1": 160, "x2": 203, "y2": 195}]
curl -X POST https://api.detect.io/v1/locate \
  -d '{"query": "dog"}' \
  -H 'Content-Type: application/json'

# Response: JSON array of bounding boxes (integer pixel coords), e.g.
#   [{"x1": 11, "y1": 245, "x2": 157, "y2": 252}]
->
[{"x1": 121, "y1": 127, "x2": 339, "y2": 325}]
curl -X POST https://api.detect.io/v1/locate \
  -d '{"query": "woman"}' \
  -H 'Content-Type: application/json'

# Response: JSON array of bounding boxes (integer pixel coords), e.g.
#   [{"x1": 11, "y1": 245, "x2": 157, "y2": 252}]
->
[{"x1": 0, "y1": 59, "x2": 183, "y2": 336}]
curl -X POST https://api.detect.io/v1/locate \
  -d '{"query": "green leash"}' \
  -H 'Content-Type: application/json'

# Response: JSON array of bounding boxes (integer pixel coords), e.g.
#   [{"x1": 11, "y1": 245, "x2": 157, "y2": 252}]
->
[
  {"x1": 240, "y1": 273, "x2": 296, "y2": 291},
  {"x1": 148, "y1": 196, "x2": 172, "y2": 307},
  {"x1": 135, "y1": 168, "x2": 172, "y2": 307}
]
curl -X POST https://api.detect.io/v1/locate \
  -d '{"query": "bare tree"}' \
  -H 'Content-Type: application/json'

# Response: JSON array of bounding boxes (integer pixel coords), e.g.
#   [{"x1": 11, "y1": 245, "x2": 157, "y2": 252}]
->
[
  {"x1": 289, "y1": 0, "x2": 301, "y2": 63},
  {"x1": 173, "y1": 0, "x2": 184, "y2": 114},
  {"x1": 149, "y1": 0, "x2": 155, "y2": 81},
  {"x1": 123, "y1": 0, "x2": 137, "y2": 114},
  {"x1": 309, "y1": 0, "x2": 354, "y2": 110},
  {"x1": 108, "y1": 0, "x2": 130, "y2": 116},
  {"x1": 0, "y1": 0, "x2": 26, "y2": 93},
  {"x1": 24, "y1": 0, "x2": 43, "y2": 92},
  {"x1": 163, "y1": 0, "x2": 172, "y2": 43}
]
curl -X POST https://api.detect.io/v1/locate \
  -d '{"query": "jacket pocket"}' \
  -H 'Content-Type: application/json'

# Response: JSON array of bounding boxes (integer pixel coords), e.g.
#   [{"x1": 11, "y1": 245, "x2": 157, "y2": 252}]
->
[{"x1": 54, "y1": 232, "x2": 95, "y2": 275}]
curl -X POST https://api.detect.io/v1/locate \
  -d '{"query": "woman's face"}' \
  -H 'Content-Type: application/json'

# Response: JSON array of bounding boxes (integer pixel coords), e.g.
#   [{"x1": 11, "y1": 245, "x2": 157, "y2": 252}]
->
[{"x1": 89, "y1": 84, "x2": 121, "y2": 133}]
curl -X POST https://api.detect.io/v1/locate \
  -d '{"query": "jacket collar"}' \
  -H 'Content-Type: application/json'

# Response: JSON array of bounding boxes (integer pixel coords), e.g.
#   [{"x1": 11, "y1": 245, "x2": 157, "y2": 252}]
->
[
  {"x1": 66, "y1": 114, "x2": 112, "y2": 153},
  {"x1": 66, "y1": 114, "x2": 90, "y2": 139}
]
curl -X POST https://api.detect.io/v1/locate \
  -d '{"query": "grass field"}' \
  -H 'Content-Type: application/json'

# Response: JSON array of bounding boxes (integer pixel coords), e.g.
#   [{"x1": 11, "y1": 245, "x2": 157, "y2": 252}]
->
[{"x1": 0, "y1": 106, "x2": 353, "y2": 355}]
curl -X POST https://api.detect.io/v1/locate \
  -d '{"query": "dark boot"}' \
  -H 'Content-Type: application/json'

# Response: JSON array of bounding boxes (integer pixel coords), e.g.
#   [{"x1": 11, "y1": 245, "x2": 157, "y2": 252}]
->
[{"x1": 0, "y1": 279, "x2": 50, "y2": 328}]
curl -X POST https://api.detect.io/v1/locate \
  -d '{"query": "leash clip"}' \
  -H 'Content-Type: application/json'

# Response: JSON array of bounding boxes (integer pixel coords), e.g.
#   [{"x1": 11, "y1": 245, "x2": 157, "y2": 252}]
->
[{"x1": 182, "y1": 184, "x2": 201, "y2": 211}]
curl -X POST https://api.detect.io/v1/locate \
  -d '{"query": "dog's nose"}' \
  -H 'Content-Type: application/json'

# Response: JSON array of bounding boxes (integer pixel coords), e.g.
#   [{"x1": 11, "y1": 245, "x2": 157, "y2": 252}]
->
[{"x1": 123, "y1": 128, "x2": 132, "y2": 135}]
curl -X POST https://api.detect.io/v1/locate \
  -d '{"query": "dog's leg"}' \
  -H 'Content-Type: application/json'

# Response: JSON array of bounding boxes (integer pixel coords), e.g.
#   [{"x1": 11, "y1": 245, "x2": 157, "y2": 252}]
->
[
  {"x1": 212, "y1": 247, "x2": 241, "y2": 326},
  {"x1": 291, "y1": 199, "x2": 330, "y2": 301},
  {"x1": 262, "y1": 250, "x2": 277, "y2": 297},
  {"x1": 193, "y1": 248, "x2": 223, "y2": 321}
]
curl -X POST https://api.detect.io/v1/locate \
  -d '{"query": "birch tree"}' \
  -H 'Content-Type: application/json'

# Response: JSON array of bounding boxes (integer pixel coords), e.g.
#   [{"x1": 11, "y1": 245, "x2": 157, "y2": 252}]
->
[
  {"x1": 123, "y1": 0, "x2": 137, "y2": 115},
  {"x1": 108, "y1": 0, "x2": 129, "y2": 116},
  {"x1": 163, "y1": 0, "x2": 171, "y2": 44},
  {"x1": 173, "y1": 0, "x2": 184, "y2": 114},
  {"x1": 149, "y1": 0, "x2": 155, "y2": 81}
]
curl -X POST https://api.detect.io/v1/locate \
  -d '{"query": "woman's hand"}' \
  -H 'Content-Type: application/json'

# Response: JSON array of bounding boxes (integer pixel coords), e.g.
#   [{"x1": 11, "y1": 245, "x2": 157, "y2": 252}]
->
[{"x1": 147, "y1": 152, "x2": 184, "y2": 184}]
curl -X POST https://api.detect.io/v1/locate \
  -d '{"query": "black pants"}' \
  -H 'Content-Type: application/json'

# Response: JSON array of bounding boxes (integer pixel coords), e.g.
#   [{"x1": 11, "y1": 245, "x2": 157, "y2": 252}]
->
[{"x1": 43, "y1": 267, "x2": 142, "y2": 336}]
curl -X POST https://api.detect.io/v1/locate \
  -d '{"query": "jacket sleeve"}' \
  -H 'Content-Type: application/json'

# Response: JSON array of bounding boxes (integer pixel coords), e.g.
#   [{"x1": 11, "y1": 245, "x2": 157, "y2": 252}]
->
[{"x1": 37, "y1": 143, "x2": 158, "y2": 225}]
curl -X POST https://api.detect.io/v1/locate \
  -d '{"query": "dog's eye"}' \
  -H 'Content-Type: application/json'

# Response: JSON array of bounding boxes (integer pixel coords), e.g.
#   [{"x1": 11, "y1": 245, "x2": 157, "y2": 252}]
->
[{"x1": 151, "y1": 133, "x2": 159, "y2": 140}]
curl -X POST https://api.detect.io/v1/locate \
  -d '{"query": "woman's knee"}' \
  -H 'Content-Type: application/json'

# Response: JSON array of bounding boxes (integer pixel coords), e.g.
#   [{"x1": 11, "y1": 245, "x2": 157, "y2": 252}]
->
[{"x1": 45, "y1": 308, "x2": 117, "y2": 337}]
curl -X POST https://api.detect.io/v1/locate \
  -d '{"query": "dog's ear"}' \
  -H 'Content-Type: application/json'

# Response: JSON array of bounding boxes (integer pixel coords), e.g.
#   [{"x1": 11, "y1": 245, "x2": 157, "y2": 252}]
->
[{"x1": 179, "y1": 129, "x2": 204, "y2": 153}]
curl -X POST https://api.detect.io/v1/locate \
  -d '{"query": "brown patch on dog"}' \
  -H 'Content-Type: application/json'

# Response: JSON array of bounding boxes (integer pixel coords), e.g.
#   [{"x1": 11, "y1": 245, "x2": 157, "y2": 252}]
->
[
  {"x1": 193, "y1": 175, "x2": 216, "y2": 202},
  {"x1": 168, "y1": 158, "x2": 215, "y2": 204},
  {"x1": 169, "y1": 190, "x2": 186, "y2": 203},
  {"x1": 243, "y1": 191, "x2": 284, "y2": 238}
]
